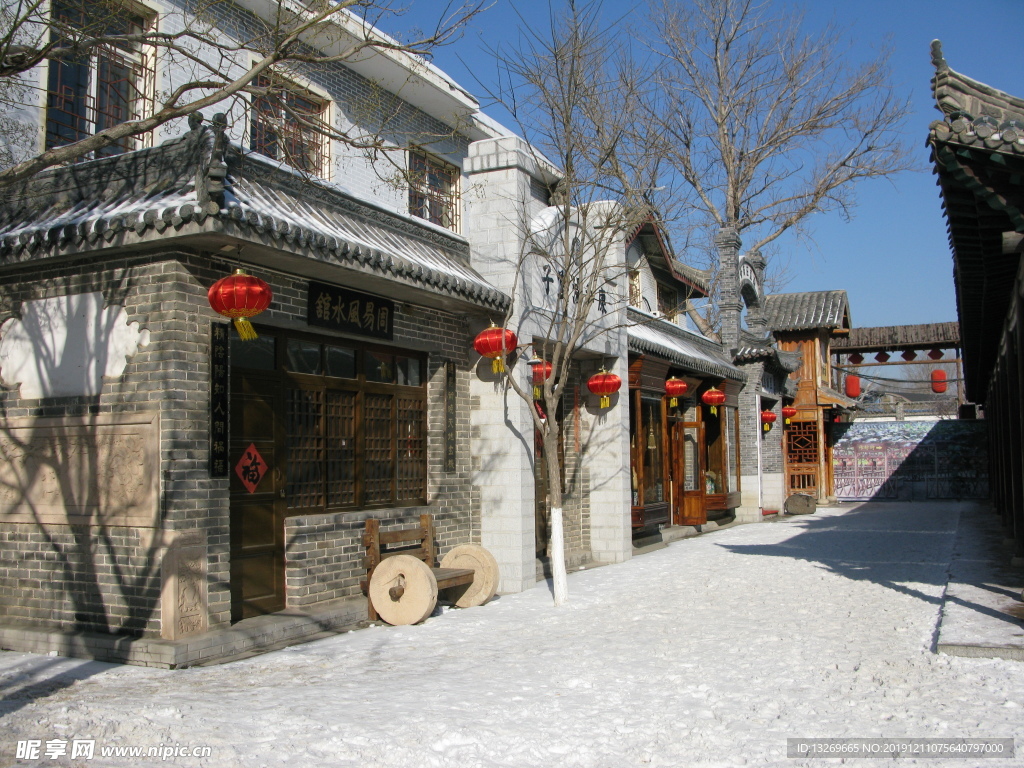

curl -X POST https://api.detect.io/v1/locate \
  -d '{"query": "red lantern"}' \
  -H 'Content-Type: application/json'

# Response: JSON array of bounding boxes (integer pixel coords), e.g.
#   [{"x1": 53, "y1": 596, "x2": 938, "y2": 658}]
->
[
  {"x1": 587, "y1": 369, "x2": 622, "y2": 409},
  {"x1": 931, "y1": 369, "x2": 948, "y2": 394},
  {"x1": 760, "y1": 409, "x2": 777, "y2": 432},
  {"x1": 530, "y1": 359, "x2": 553, "y2": 399},
  {"x1": 701, "y1": 386, "x2": 725, "y2": 416},
  {"x1": 781, "y1": 405, "x2": 798, "y2": 424},
  {"x1": 665, "y1": 377, "x2": 689, "y2": 408},
  {"x1": 208, "y1": 269, "x2": 272, "y2": 340},
  {"x1": 845, "y1": 374, "x2": 861, "y2": 399},
  {"x1": 474, "y1": 324, "x2": 518, "y2": 373}
]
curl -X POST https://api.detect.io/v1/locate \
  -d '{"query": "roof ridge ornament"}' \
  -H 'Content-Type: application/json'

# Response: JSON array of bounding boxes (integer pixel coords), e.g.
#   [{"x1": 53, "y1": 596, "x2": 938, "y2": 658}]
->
[
  {"x1": 930, "y1": 40, "x2": 948, "y2": 73},
  {"x1": 193, "y1": 112, "x2": 229, "y2": 214}
]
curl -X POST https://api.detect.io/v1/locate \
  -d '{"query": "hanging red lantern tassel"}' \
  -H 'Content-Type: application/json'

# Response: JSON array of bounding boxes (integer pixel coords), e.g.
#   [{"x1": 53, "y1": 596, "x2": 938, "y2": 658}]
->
[
  {"x1": 701, "y1": 386, "x2": 725, "y2": 416},
  {"x1": 931, "y1": 369, "x2": 947, "y2": 394},
  {"x1": 665, "y1": 377, "x2": 689, "y2": 408},
  {"x1": 781, "y1": 405, "x2": 798, "y2": 424},
  {"x1": 587, "y1": 369, "x2": 622, "y2": 409},
  {"x1": 208, "y1": 269, "x2": 273, "y2": 340},
  {"x1": 760, "y1": 409, "x2": 777, "y2": 432},
  {"x1": 845, "y1": 374, "x2": 861, "y2": 399},
  {"x1": 530, "y1": 360, "x2": 553, "y2": 399},
  {"x1": 473, "y1": 324, "x2": 518, "y2": 373}
]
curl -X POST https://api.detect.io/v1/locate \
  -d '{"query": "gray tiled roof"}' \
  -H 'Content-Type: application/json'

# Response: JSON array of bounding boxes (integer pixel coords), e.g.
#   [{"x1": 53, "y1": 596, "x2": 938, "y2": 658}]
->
[
  {"x1": 0, "y1": 122, "x2": 509, "y2": 312},
  {"x1": 763, "y1": 290, "x2": 850, "y2": 332},
  {"x1": 627, "y1": 309, "x2": 744, "y2": 381}
]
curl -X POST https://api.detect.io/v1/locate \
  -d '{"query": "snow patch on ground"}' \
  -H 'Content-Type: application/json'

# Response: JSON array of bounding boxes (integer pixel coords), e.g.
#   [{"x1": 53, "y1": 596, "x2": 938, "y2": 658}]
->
[{"x1": 1, "y1": 502, "x2": 1023, "y2": 767}]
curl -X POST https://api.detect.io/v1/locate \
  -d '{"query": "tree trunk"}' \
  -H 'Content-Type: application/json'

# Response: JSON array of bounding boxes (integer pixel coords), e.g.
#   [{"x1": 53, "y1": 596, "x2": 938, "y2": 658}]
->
[
  {"x1": 549, "y1": 504, "x2": 569, "y2": 606},
  {"x1": 544, "y1": 424, "x2": 569, "y2": 606}
]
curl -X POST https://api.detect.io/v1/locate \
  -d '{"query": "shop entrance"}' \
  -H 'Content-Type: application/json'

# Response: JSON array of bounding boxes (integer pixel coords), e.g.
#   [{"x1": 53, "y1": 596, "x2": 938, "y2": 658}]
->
[
  {"x1": 227, "y1": 327, "x2": 428, "y2": 622},
  {"x1": 784, "y1": 419, "x2": 820, "y2": 497},
  {"x1": 672, "y1": 420, "x2": 707, "y2": 526},
  {"x1": 229, "y1": 370, "x2": 287, "y2": 620}
]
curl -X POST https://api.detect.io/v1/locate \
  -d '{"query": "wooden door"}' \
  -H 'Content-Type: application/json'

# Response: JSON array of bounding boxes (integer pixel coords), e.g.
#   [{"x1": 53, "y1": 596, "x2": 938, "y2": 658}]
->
[
  {"x1": 785, "y1": 419, "x2": 820, "y2": 498},
  {"x1": 673, "y1": 421, "x2": 707, "y2": 526},
  {"x1": 229, "y1": 370, "x2": 286, "y2": 621}
]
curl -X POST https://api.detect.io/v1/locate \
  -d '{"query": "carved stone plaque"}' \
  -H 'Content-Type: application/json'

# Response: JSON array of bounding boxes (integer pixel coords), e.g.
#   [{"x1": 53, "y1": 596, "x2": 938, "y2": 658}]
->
[
  {"x1": 0, "y1": 412, "x2": 159, "y2": 527},
  {"x1": 160, "y1": 530, "x2": 209, "y2": 640}
]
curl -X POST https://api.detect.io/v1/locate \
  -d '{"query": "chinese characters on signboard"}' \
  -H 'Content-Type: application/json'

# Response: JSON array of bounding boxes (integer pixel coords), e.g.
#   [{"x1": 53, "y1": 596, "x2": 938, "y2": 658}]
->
[
  {"x1": 307, "y1": 281, "x2": 394, "y2": 340},
  {"x1": 445, "y1": 361, "x2": 457, "y2": 472},
  {"x1": 209, "y1": 322, "x2": 229, "y2": 477}
]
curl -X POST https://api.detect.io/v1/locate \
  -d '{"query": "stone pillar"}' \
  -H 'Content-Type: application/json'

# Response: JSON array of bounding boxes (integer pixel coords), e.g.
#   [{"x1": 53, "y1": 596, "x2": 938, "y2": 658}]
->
[
  {"x1": 581, "y1": 342, "x2": 632, "y2": 564},
  {"x1": 716, "y1": 227, "x2": 743, "y2": 351},
  {"x1": 463, "y1": 136, "x2": 545, "y2": 593},
  {"x1": 736, "y1": 360, "x2": 765, "y2": 522}
]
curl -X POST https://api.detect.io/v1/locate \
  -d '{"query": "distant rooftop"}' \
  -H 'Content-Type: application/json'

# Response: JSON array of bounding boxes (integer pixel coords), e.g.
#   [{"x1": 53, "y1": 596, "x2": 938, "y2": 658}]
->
[{"x1": 763, "y1": 290, "x2": 850, "y2": 332}]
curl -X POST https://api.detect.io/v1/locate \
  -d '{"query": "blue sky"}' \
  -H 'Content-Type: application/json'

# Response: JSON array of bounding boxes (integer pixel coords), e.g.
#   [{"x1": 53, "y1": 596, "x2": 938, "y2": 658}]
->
[{"x1": 396, "y1": 0, "x2": 1024, "y2": 329}]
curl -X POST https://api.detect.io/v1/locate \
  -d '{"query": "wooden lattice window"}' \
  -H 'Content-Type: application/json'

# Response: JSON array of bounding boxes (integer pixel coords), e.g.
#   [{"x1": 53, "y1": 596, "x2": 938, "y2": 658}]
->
[
  {"x1": 286, "y1": 388, "x2": 324, "y2": 509},
  {"x1": 325, "y1": 390, "x2": 357, "y2": 507},
  {"x1": 786, "y1": 421, "x2": 819, "y2": 465},
  {"x1": 251, "y1": 75, "x2": 330, "y2": 176},
  {"x1": 45, "y1": 0, "x2": 154, "y2": 156},
  {"x1": 236, "y1": 331, "x2": 427, "y2": 512},
  {"x1": 657, "y1": 284, "x2": 679, "y2": 320},
  {"x1": 408, "y1": 150, "x2": 460, "y2": 231}
]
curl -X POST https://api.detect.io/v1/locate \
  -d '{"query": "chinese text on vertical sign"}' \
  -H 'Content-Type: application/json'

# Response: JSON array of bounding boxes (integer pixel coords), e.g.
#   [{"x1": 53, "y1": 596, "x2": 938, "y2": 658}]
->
[
  {"x1": 445, "y1": 361, "x2": 457, "y2": 472},
  {"x1": 209, "y1": 322, "x2": 230, "y2": 477}
]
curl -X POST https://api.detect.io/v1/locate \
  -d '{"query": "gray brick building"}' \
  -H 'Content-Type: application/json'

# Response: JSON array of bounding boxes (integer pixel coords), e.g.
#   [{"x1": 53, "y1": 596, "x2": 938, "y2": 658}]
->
[{"x1": 0, "y1": 1, "x2": 805, "y2": 665}]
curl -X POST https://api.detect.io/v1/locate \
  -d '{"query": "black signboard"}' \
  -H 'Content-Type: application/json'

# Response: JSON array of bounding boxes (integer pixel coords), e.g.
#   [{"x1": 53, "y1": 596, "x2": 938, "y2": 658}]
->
[
  {"x1": 307, "y1": 281, "x2": 394, "y2": 340},
  {"x1": 445, "y1": 360, "x2": 457, "y2": 472},
  {"x1": 209, "y1": 321, "x2": 230, "y2": 477}
]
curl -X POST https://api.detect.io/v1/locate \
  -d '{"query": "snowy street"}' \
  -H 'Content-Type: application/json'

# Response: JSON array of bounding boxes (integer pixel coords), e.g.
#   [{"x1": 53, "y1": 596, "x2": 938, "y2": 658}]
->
[{"x1": 2, "y1": 501, "x2": 1023, "y2": 767}]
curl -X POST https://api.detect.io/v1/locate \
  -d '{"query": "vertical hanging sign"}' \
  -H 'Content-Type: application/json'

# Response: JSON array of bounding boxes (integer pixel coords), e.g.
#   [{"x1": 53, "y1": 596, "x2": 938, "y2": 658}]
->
[
  {"x1": 209, "y1": 321, "x2": 230, "y2": 477},
  {"x1": 445, "y1": 360, "x2": 457, "y2": 472}
]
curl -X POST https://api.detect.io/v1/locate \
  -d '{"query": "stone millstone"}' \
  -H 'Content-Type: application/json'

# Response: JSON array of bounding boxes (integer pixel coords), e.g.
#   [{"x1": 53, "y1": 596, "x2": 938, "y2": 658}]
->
[
  {"x1": 368, "y1": 555, "x2": 438, "y2": 626},
  {"x1": 785, "y1": 493, "x2": 817, "y2": 515},
  {"x1": 440, "y1": 544, "x2": 500, "y2": 608}
]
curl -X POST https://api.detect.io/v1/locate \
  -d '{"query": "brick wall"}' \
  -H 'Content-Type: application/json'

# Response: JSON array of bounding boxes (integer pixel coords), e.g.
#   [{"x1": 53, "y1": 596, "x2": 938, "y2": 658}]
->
[
  {"x1": 0, "y1": 248, "x2": 481, "y2": 635},
  {"x1": 0, "y1": 252, "x2": 224, "y2": 636}
]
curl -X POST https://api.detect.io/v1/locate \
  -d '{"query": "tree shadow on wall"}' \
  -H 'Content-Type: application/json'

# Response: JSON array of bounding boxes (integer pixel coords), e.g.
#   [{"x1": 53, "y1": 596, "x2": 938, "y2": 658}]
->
[{"x1": 0, "y1": 281, "x2": 167, "y2": 676}]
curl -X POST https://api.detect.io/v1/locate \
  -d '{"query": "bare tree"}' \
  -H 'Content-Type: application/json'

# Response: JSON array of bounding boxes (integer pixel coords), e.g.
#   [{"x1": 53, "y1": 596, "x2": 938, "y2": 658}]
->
[
  {"x1": 647, "y1": 0, "x2": 914, "y2": 335},
  {"x1": 485, "y1": 1, "x2": 669, "y2": 606},
  {"x1": 0, "y1": 0, "x2": 485, "y2": 187}
]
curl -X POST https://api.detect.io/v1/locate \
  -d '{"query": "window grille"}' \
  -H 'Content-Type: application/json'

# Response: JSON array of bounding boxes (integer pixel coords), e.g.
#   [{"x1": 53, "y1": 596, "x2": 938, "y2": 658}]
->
[
  {"x1": 234, "y1": 331, "x2": 427, "y2": 511},
  {"x1": 250, "y1": 75, "x2": 330, "y2": 176},
  {"x1": 408, "y1": 150, "x2": 460, "y2": 231},
  {"x1": 45, "y1": 0, "x2": 154, "y2": 156}
]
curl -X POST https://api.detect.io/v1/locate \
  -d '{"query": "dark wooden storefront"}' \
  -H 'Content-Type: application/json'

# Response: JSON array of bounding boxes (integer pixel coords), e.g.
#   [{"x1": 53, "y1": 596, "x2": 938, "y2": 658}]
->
[
  {"x1": 629, "y1": 357, "x2": 741, "y2": 532},
  {"x1": 228, "y1": 325, "x2": 428, "y2": 620}
]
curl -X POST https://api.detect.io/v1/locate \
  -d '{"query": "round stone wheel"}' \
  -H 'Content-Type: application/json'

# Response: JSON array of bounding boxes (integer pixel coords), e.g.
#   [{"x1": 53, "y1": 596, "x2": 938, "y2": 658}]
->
[
  {"x1": 439, "y1": 544, "x2": 500, "y2": 608},
  {"x1": 368, "y1": 555, "x2": 438, "y2": 626}
]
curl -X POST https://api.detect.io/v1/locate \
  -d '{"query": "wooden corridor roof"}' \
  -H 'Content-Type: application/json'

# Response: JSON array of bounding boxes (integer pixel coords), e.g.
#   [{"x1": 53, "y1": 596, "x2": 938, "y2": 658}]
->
[{"x1": 831, "y1": 322, "x2": 961, "y2": 353}]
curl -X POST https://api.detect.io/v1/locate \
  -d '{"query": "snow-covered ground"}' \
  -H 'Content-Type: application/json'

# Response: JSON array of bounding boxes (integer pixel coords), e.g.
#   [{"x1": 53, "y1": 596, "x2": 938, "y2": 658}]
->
[{"x1": 2, "y1": 501, "x2": 1023, "y2": 768}]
